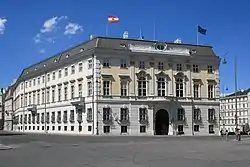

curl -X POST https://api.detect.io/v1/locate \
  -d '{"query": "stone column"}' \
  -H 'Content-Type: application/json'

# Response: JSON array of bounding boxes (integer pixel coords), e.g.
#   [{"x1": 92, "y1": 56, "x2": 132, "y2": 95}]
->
[
  {"x1": 168, "y1": 63, "x2": 173, "y2": 96},
  {"x1": 129, "y1": 61, "x2": 136, "y2": 96}
]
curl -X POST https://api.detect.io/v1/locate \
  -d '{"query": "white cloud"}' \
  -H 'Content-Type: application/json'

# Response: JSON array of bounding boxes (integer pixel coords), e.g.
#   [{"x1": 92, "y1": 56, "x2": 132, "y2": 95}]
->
[
  {"x1": 0, "y1": 18, "x2": 7, "y2": 34},
  {"x1": 39, "y1": 49, "x2": 45, "y2": 54},
  {"x1": 64, "y1": 23, "x2": 83, "y2": 35},
  {"x1": 40, "y1": 16, "x2": 68, "y2": 33}
]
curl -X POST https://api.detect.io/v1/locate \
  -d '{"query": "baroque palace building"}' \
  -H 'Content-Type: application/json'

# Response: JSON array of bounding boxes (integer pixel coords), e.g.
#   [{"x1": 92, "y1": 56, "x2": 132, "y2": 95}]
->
[{"x1": 12, "y1": 36, "x2": 221, "y2": 136}]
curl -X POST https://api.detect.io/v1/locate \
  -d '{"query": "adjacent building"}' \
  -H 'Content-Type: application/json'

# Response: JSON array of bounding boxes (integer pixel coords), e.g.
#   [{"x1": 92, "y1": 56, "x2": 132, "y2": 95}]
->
[
  {"x1": 11, "y1": 36, "x2": 221, "y2": 136},
  {"x1": 4, "y1": 85, "x2": 14, "y2": 131},
  {"x1": 220, "y1": 89, "x2": 250, "y2": 132}
]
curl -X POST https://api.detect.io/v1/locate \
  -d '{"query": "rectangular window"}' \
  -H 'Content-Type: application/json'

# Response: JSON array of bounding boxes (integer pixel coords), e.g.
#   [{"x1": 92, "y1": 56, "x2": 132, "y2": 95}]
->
[
  {"x1": 71, "y1": 65, "x2": 75, "y2": 74},
  {"x1": 78, "y1": 62, "x2": 83, "y2": 72},
  {"x1": 87, "y1": 108, "x2": 93, "y2": 121},
  {"x1": 58, "y1": 87, "x2": 61, "y2": 101},
  {"x1": 193, "y1": 64, "x2": 199, "y2": 73},
  {"x1": 209, "y1": 125, "x2": 214, "y2": 133},
  {"x1": 120, "y1": 108, "x2": 129, "y2": 121},
  {"x1": 158, "y1": 62, "x2": 164, "y2": 70},
  {"x1": 33, "y1": 79, "x2": 36, "y2": 86},
  {"x1": 28, "y1": 93, "x2": 31, "y2": 105},
  {"x1": 193, "y1": 109, "x2": 201, "y2": 121},
  {"x1": 78, "y1": 83, "x2": 82, "y2": 97},
  {"x1": 139, "y1": 61, "x2": 145, "y2": 69},
  {"x1": 41, "y1": 90, "x2": 45, "y2": 104},
  {"x1": 121, "y1": 126, "x2": 127, "y2": 133},
  {"x1": 57, "y1": 111, "x2": 61, "y2": 123},
  {"x1": 138, "y1": 77, "x2": 146, "y2": 96},
  {"x1": 51, "y1": 112, "x2": 55, "y2": 123},
  {"x1": 33, "y1": 92, "x2": 36, "y2": 104},
  {"x1": 46, "y1": 89, "x2": 50, "y2": 103},
  {"x1": 88, "y1": 81, "x2": 92, "y2": 96},
  {"x1": 52, "y1": 72, "x2": 56, "y2": 80},
  {"x1": 177, "y1": 125, "x2": 183, "y2": 132},
  {"x1": 52, "y1": 89, "x2": 55, "y2": 102},
  {"x1": 64, "y1": 86, "x2": 68, "y2": 100},
  {"x1": 71, "y1": 85, "x2": 75, "y2": 99},
  {"x1": 47, "y1": 74, "x2": 50, "y2": 82},
  {"x1": 177, "y1": 64, "x2": 182, "y2": 71},
  {"x1": 25, "y1": 94, "x2": 27, "y2": 106},
  {"x1": 208, "y1": 85, "x2": 214, "y2": 99},
  {"x1": 140, "y1": 126, "x2": 146, "y2": 133},
  {"x1": 29, "y1": 80, "x2": 32, "y2": 87},
  {"x1": 42, "y1": 76, "x2": 45, "y2": 83},
  {"x1": 38, "y1": 78, "x2": 40, "y2": 85},
  {"x1": 208, "y1": 109, "x2": 215, "y2": 121},
  {"x1": 21, "y1": 95, "x2": 23, "y2": 107},
  {"x1": 37, "y1": 91, "x2": 40, "y2": 105},
  {"x1": 58, "y1": 70, "x2": 62, "y2": 78},
  {"x1": 103, "y1": 126, "x2": 110, "y2": 133},
  {"x1": 157, "y1": 77, "x2": 166, "y2": 96},
  {"x1": 139, "y1": 108, "x2": 147, "y2": 121},
  {"x1": 193, "y1": 84, "x2": 199, "y2": 98},
  {"x1": 70, "y1": 110, "x2": 74, "y2": 123},
  {"x1": 46, "y1": 112, "x2": 50, "y2": 123},
  {"x1": 63, "y1": 110, "x2": 68, "y2": 123},
  {"x1": 64, "y1": 68, "x2": 68, "y2": 76},
  {"x1": 120, "y1": 59, "x2": 127, "y2": 68},
  {"x1": 207, "y1": 65, "x2": 213, "y2": 73},
  {"x1": 103, "y1": 59, "x2": 110, "y2": 67},
  {"x1": 120, "y1": 81, "x2": 127, "y2": 97},
  {"x1": 103, "y1": 108, "x2": 111, "y2": 121},
  {"x1": 103, "y1": 81, "x2": 110, "y2": 96},
  {"x1": 176, "y1": 79, "x2": 183, "y2": 97},
  {"x1": 194, "y1": 125, "x2": 199, "y2": 132},
  {"x1": 177, "y1": 108, "x2": 185, "y2": 121},
  {"x1": 88, "y1": 60, "x2": 93, "y2": 69}
]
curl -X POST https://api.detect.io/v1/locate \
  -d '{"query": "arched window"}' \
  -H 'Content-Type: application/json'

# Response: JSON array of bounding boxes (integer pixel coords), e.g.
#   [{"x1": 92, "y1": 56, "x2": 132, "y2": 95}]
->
[
  {"x1": 176, "y1": 78, "x2": 183, "y2": 97},
  {"x1": 157, "y1": 77, "x2": 166, "y2": 96},
  {"x1": 138, "y1": 77, "x2": 146, "y2": 96}
]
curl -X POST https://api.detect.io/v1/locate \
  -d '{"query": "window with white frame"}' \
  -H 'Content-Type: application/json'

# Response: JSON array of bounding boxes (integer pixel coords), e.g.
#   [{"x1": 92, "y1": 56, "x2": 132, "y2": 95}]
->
[
  {"x1": 207, "y1": 65, "x2": 213, "y2": 73},
  {"x1": 103, "y1": 108, "x2": 111, "y2": 121},
  {"x1": 120, "y1": 59, "x2": 127, "y2": 68},
  {"x1": 71, "y1": 85, "x2": 75, "y2": 99},
  {"x1": 208, "y1": 84, "x2": 214, "y2": 99},
  {"x1": 193, "y1": 64, "x2": 199, "y2": 73},
  {"x1": 88, "y1": 59, "x2": 93, "y2": 69},
  {"x1": 208, "y1": 108, "x2": 215, "y2": 120},
  {"x1": 33, "y1": 79, "x2": 36, "y2": 86},
  {"x1": 38, "y1": 77, "x2": 40, "y2": 85},
  {"x1": 58, "y1": 87, "x2": 61, "y2": 101},
  {"x1": 29, "y1": 80, "x2": 31, "y2": 87},
  {"x1": 33, "y1": 92, "x2": 36, "y2": 104},
  {"x1": 103, "y1": 80, "x2": 110, "y2": 96},
  {"x1": 139, "y1": 61, "x2": 145, "y2": 69},
  {"x1": 24, "y1": 94, "x2": 27, "y2": 106},
  {"x1": 87, "y1": 108, "x2": 92, "y2": 121},
  {"x1": 47, "y1": 74, "x2": 50, "y2": 82},
  {"x1": 21, "y1": 95, "x2": 23, "y2": 107},
  {"x1": 28, "y1": 93, "x2": 31, "y2": 105},
  {"x1": 37, "y1": 91, "x2": 40, "y2": 104},
  {"x1": 139, "y1": 108, "x2": 147, "y2": 121},
  {"x1": 42, "y1": 76, "x2": 45, "y2": 83},
  {"x1": 42, "y1": 90, "x2": 45, "y2": 104},
  {"x1": 52, "y1": 72, "x2": 56, "y2": 80},
  {"x1": 177, "y1": 64, "x2": 182, "y2": 71},
  {"x1": 158, "y1": 62, "x2": 164, "y2": 70},
  {"x1": 78, "y1": 62, "x2": 83, "y2": 72},
  {"x1": 88, "y1": 81, "x2": 92, "y2": 96},
  {"x1": 157, "y1": 77, "x2": 166, "y2": 96},
  {"x1": 138, "y1": 77, "x2": 146, "y2": 96},
  {"x1": 64, "y1": 68, "x2": 68, "y2": 76},
  {"x1": 176, "y1": 78, "x2": 184, "y2": 97},
  {"x1": 52, "y1": 89, "x2": 55, "y2": 102},
  {"x1": 177, "y1": 108, "x2": 185, "y2": 121},
  {"x1": 193, "y1": 108, "x2": 201, "y2": 121},
  {"x1": 120, "y1": 108, "x2": 129, "y2": 121},
  {"x1": 71, "y1": 65, "x2": 75, "y2": 74},
  {"x1": 103, "y1": 59, "x2": 110, "y2": 67},
  {"x1": 46, "y1": 88, "x2": 50, "y2": 103},
  {"x1": 78, "y1": 83, "x2": 82, "y2": 97},
  {"x1": 193, "y1": 84, "x2": 199, "y2": 98},
  {"x1": 120, "y1": 81, "x2": 127, "y2": 96},
  {"x1": 58, "y1": 70, "x2": 62, "y2": 78},
  {"x1": 64, "y1": 86, "x2": 68, "y2": 100}
]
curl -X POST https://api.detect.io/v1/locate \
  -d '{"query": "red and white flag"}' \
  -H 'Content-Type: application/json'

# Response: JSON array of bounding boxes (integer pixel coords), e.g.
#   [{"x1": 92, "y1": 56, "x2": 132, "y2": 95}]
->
[{"x1": 108, "y1": 16, "x2": 119, "y2": 23}]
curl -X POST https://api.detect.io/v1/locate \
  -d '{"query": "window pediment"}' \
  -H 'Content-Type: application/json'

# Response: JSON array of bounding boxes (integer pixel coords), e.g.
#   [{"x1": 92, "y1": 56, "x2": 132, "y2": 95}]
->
[
  {"x1": 139, "y1": 105, "x2": 147, "y2": 109},
  {"x1": 155, "y1": 71, "x2": 171, "y2": 81},
  {"x1": 102, "y1": 74, "x2": 114, "y2": 81},
  {"x1": 136, "y1": 70, "x2": 151, "y2": 79},
  {"x1": 192, "y1": 79, "x2": 203, "y2": 84},
  {"x1": 174, "y1": 72, "x2": 188, "y2": 81},
  {"x1": 207, "y1": 79, "x2": 217, "y2": 84}
]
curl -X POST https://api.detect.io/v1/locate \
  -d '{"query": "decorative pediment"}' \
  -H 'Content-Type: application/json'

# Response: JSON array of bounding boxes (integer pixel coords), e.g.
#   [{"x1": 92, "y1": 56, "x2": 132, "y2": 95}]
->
[
  {"x1": 121, "y1": 104, "x2": 128, "y2": 109},
  {"x1": 192, "y1": 79, "x2": 203, "y2": 84},
  {"x1": 174, "y1": 72, "x2": 188, "y2": 81},
  {"x1": 101, "y1": 74, "x2": 115, "y2": 81},
  {"x1": 119, "y1": 74, "x2": 131, "y2": 81},
  {"x1": 136, "y1": 70, "x2": 151, "y2": 79},
  {"x1": 103, "y1": 104, "x2": 110, "y2": 108},
  {"x1": 155, "y1": 71, "x2": 171, "y2": 80},
  {"x1": 139, "y1": 105, "x2": 147, "y2": 109},
  {"x1": 207, "y1": 79, "x2": 217, "y2": 84}
]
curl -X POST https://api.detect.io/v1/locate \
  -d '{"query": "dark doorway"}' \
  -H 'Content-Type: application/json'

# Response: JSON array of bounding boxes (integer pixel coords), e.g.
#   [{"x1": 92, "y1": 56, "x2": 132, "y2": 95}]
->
[{"x1": 155, "y1": 109, "x2": 169, "y2": 135}]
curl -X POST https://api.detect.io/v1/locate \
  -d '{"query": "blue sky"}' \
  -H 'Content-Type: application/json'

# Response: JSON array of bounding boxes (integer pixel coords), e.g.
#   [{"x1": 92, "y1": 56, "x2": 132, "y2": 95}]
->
[{"x1": 0, "y1": 0, "x2": 249, "y2": 93}]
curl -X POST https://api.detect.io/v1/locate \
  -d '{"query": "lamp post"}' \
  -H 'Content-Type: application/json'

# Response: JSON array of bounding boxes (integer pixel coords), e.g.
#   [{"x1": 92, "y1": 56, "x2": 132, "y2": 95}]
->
[{"x1": 222, "y1": 55, "x2": 238, "y2": 131}]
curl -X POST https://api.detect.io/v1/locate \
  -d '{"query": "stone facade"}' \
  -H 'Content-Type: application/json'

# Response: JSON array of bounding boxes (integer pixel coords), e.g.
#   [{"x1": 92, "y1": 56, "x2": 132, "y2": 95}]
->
[{"x1": 11, "y1": 37, "x2": 220, "y2": 136}]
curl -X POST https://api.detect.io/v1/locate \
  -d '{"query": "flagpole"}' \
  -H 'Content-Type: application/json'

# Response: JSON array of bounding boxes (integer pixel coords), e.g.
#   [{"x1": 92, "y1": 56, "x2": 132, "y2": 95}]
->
[
  {"x1": 106, "y1": 23, "x2": 108, "y2": 37},
  {"x1": 153, "y1": 20, "x2": 156, "y2": 40},
  {"x1": 196, "y1": 25, "x2": 199, "y2": 44},
  {"x1": 139, "y1": 28, "x2": 142, "y2": 39}
]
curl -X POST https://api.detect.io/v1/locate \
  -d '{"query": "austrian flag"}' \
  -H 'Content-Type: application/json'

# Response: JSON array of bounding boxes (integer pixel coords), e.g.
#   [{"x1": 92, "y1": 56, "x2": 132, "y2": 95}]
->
[{"x1": 108, "y1": 16, "x2": 119, "y2": 23}]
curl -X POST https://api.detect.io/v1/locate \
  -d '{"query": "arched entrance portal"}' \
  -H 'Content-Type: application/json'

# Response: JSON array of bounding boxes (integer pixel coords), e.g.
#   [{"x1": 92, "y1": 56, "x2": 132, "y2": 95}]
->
[{"x1": 155, "y1": 109, "x2": 169, "y2": 135}]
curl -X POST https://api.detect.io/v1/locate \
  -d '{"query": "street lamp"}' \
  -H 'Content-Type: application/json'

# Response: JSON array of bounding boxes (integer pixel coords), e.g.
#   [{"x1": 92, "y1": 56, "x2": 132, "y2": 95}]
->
[{"x1": 222, "y1": 55, "x2": 238, "y2": 131}]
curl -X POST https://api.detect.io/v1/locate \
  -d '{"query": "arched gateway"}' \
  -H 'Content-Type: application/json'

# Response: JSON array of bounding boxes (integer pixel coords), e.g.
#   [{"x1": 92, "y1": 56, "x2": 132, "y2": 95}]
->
[{"x1": 155, "y1": 109, "x2": 169, "y2": 135}]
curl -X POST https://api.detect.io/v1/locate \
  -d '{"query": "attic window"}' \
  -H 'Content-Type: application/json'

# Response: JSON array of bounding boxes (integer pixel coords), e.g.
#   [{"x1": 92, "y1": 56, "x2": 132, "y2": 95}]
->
[
  {"x1": 156, "y1": 44, "x2": 165, "y2": 50},
  {"x1": 66, "y1": 54, "x2": 69, "y2": 58},
  {"x1": 80, "y1": 48, "x2": 84, "y2": 52},
  {"x1": 54, "y1": 59, "x2": 58, "y2": 62},
  {"x1": 120, "y1": 44, "x2": 127, "y2": 48},
  {"x1": 44, "y1": 64, "x2": 47, "y2": 67}
]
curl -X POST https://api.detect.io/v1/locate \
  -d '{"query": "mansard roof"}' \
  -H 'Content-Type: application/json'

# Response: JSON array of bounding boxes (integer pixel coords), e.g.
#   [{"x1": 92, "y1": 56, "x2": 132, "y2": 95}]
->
[{"x1": 13, "y1": 36, "x2": 218, "y2": 88}]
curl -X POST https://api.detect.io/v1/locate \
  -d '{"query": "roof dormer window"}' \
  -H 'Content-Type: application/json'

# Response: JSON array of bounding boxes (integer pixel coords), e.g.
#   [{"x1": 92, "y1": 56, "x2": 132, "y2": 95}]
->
[
  {"x1": 66, "y1": 54, "x2": 69, "y2": 58},
  {"x1": 80, "y1": 48, "x2": 84, "y2": 52},
  {"x1": 54, "y1": 59, "x2": 58, "y2": 63},
  {"x1": 44, "y1": 64, "x2": 47, "y2": 67}
]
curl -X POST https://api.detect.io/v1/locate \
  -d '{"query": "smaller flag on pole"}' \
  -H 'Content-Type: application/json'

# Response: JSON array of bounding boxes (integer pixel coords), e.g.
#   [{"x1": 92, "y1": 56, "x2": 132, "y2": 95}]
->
[
  {"x1": 108, "y1": 16, "x2": 119, "y2": 23},
  {"x1": 198, "y1": 25, "x2": 207, "y2": 35}
]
